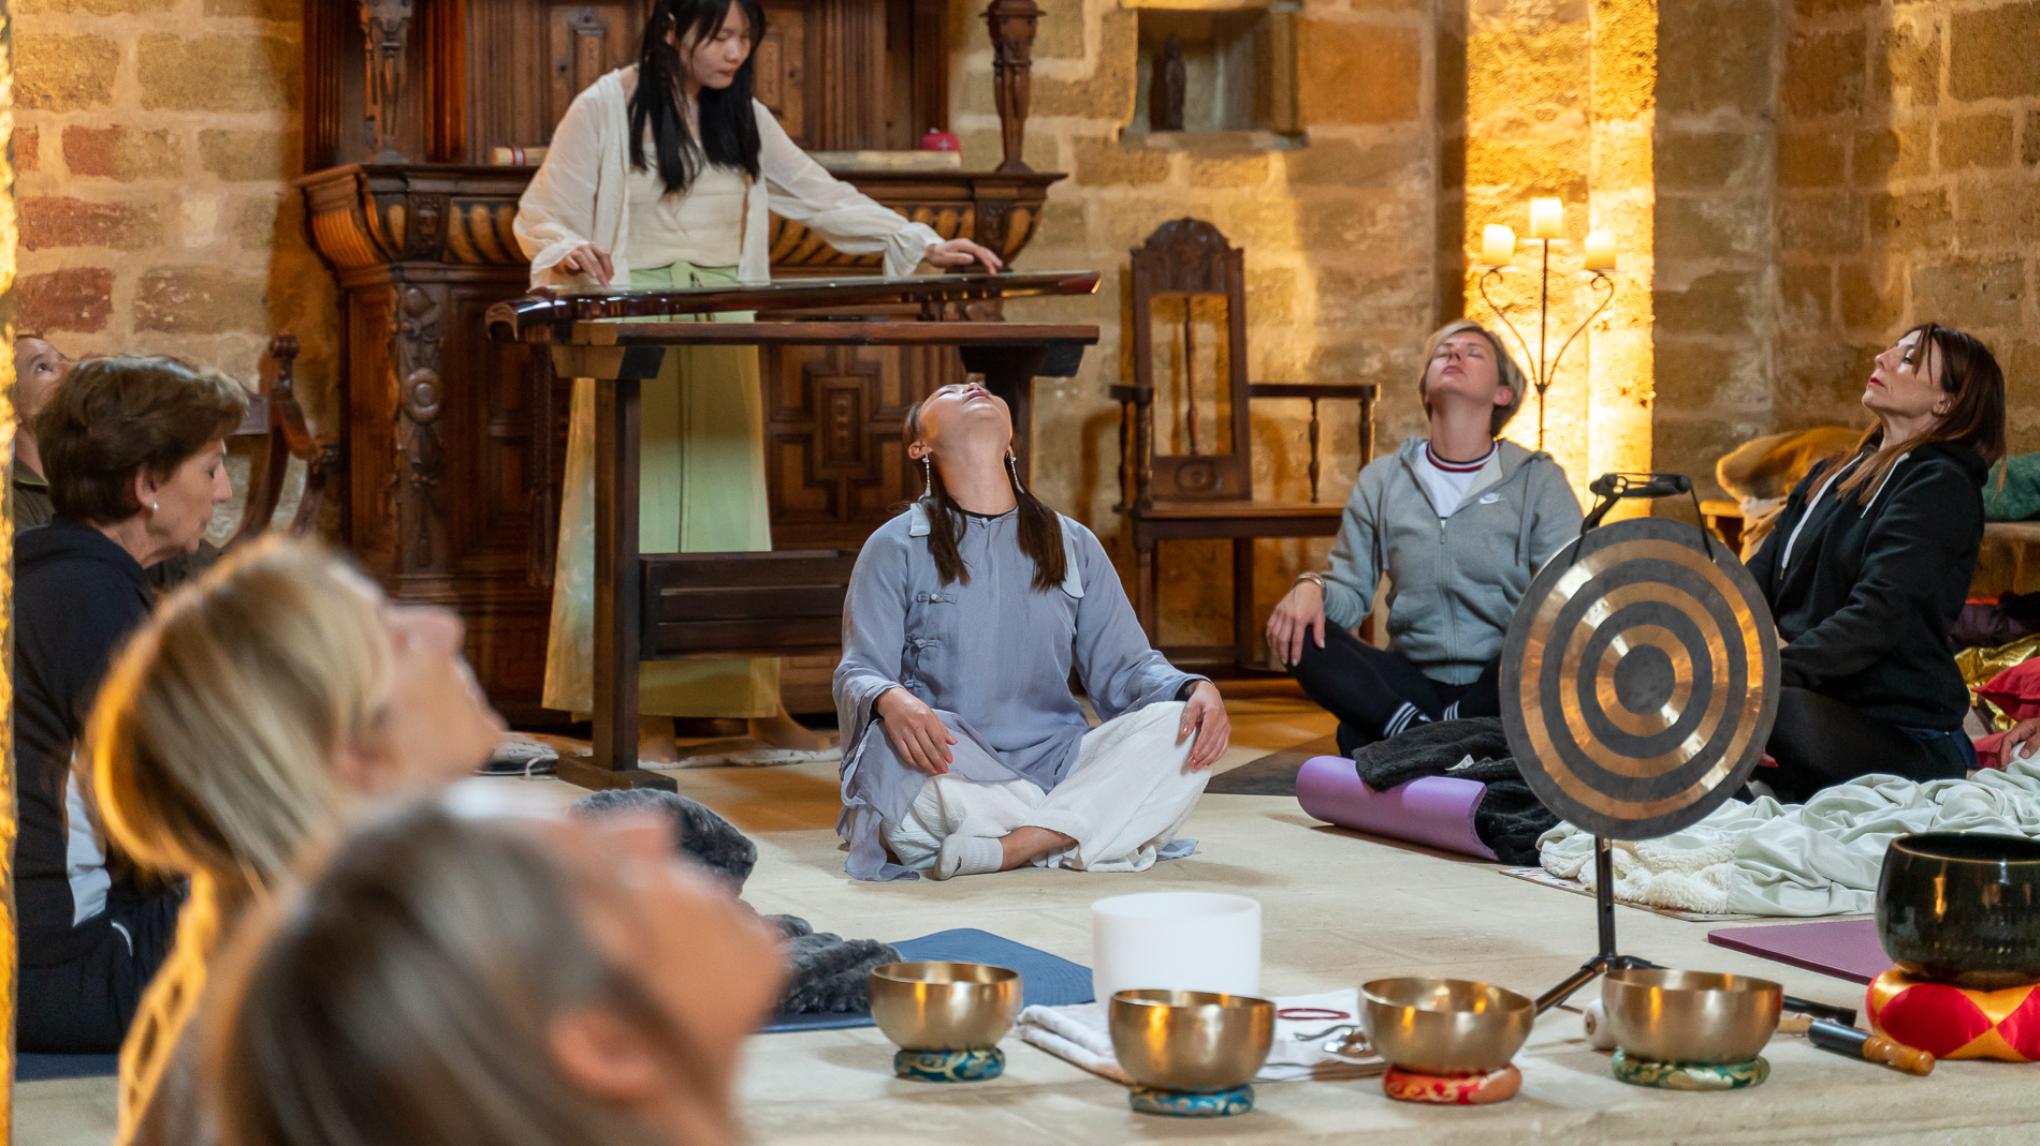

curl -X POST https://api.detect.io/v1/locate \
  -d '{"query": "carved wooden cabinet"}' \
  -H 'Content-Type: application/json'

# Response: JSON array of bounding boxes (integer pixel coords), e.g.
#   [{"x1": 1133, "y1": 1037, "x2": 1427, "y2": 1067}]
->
[{"x1": 301, "y1": 0, "x2": 1056, "y2": 721}]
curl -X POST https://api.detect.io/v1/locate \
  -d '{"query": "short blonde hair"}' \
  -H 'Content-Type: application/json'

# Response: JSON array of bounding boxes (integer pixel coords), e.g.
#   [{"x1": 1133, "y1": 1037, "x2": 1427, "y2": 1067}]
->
[
  {"x1": 1416, "y1": 320, "x2": 1529, "y2": 437},
  {"x1": 89, "y1": 537, "x2": 392, "y2": 888}
]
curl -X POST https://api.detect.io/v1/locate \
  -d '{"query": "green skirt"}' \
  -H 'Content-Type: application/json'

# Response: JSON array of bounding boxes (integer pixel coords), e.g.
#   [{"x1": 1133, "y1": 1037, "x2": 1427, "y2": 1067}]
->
[{"x1": 542, "y1": 261, "x2": 777, "y2": 718}]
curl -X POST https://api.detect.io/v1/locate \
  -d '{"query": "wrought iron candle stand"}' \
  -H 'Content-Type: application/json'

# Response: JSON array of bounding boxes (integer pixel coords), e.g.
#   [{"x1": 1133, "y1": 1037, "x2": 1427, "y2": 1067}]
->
[{"x1": 1475, "y1": 245, "x2": 1617, "y2": 451}]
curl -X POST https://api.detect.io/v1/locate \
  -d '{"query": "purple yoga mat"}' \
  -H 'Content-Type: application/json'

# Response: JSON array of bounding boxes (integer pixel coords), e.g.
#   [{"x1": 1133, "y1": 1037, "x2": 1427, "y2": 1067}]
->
[
  {"x1": 1294, "y1": 756, "x2": 1498, "y2": 861},
  {"x1": 1706, "y1": 919, "x2": 1890, "y2": 984}
]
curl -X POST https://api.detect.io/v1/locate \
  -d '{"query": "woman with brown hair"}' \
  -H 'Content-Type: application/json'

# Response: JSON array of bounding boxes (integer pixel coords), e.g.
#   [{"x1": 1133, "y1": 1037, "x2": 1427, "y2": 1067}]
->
[
  {"x1": 833, "y1": 382, "x2": 1230, "y2": 881},
  {"x1": 208, "y1": 791, "x2": 785, "y2": 1146},
  {"x1": 90, "y1": 538, "x2": 506, "y2": 1145},
  {"x1": 14, "y1": 354, "x2": 245, "y2": 1052},
  {"x1": 1745, "y1": 323, "x2": 2007, "y2": 801}
]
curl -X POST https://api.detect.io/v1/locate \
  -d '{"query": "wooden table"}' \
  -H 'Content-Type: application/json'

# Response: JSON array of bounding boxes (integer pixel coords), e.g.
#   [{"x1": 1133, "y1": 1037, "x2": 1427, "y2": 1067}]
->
[{"x1": 489, "y1": 272, "x2": 1100, "y2": 790}]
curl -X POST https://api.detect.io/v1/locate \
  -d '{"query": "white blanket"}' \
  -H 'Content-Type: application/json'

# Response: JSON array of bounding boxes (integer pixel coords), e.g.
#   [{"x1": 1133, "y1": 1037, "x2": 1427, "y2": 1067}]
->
[
  {"x1": 1017, "y1": 989, "x2": 1382, "y2": 1084},
  {"x1": 1538, "y1": 751, "x2": 2040, "y2": 917}
]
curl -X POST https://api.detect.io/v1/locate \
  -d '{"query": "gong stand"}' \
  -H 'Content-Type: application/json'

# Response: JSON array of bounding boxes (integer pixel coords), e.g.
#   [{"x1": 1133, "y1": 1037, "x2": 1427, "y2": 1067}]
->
[{"x1": 1525, "y1": 473, "x2": 1728, "y2": 1015}]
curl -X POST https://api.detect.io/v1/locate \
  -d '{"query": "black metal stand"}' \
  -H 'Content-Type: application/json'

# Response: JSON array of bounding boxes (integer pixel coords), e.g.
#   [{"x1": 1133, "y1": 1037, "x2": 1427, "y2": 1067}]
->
[{"x1": 1532, "y1": 837, "x2": 1658, "y2": 1014}]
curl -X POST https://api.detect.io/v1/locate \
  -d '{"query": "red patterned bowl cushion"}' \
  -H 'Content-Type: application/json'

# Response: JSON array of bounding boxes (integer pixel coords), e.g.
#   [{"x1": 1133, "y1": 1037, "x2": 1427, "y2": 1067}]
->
[{"x1": 1866, "y1": 969, "x2": 2040, "y2": 1062}]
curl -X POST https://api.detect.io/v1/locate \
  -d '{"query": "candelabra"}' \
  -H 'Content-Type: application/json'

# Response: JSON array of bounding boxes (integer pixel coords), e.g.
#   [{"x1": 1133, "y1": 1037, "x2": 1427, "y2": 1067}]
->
[{"x1": 1474, "y1": 199, "x2": 1619, "y2": 450}]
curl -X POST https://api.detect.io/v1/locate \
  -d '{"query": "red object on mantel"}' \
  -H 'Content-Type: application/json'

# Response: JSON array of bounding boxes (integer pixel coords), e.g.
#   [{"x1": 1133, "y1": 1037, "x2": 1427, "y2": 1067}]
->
[{"x1": 921, "y1": 127, "x2": 961, "y2": 151}]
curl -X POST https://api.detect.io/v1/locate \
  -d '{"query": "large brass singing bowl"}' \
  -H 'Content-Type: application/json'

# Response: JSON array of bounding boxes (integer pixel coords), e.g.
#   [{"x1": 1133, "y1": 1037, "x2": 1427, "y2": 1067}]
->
[
  {"x1": 1601, "y1": 968, "x2": 1781, "y2": 1065},
  {"x1": 1360, "y1": 977, "x2": 1536, "y2": 1074},
  {"x1": 868, "y1": 962, "x2": 1022, "y2": 1051},
  {"x1": 1109, "y1": 989, "x2": 1277, "y2": 1093}
]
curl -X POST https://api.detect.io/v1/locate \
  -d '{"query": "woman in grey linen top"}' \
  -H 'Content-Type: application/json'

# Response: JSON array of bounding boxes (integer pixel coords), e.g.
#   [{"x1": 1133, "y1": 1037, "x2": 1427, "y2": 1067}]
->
[{"x1": 833, "y1": 382, "x2": 1230, "y2": 881}]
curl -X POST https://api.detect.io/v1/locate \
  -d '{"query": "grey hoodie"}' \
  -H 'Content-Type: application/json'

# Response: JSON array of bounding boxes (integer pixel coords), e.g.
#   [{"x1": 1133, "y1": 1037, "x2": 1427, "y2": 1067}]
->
[{"x1": 1321, "y1": 438, "x2": 1583, "y2": 685}]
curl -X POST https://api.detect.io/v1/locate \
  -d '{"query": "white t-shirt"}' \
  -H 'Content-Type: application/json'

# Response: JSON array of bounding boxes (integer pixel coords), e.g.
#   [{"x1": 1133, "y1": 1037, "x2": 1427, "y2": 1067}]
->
[{"x1": 1413, "y1": 441, "x2": 1499, "y2": 519}]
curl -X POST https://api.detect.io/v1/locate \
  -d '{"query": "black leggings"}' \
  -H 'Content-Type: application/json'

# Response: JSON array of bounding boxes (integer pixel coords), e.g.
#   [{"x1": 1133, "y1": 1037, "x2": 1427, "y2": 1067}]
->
[
  {"x1": 18, "y1": 883, "x2": 182, "y2": 1053},
  {"x1": 1763, "y1": 686, "x2": 1971, "y2": 804},
  {"x1": 1290, "y1": 625, "x2": 1502, "y2": 754}
]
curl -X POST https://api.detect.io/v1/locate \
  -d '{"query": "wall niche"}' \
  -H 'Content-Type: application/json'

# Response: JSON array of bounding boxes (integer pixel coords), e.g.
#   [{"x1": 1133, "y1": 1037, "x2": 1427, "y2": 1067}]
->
[{"x1": 1127, "y1": 2, "x2": 1300, "y2": 147}]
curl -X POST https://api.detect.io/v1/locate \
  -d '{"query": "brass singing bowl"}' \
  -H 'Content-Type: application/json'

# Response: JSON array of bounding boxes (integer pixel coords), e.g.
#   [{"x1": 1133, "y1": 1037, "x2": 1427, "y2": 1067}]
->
[
  {"x1": 1360, "y1": 977, "x2": 1536, "y2": 1074},
  {"x1": 868, "y1": 962, "x2": 1022, "y2": 1051},
  {"x1": 1601, "y1": 968, "x2": 1781, "y2": 1065},
  {"x1": 1109, "y1": 989, "x2": 1277, "y2": 1093}
]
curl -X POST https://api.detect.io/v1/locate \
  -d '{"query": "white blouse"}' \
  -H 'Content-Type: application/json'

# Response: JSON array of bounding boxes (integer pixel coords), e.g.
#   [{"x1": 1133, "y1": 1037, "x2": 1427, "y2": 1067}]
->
[
  {"x1": 625, "y1": 159, "x2": 746, "y2": 269},
  {"x1": 514, "y1": 66, "x2": 943, "y2": 289}
]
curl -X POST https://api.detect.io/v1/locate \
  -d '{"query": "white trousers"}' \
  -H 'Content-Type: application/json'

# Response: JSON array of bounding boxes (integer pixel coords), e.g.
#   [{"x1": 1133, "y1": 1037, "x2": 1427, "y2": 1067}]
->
[{"x1": 881, "y1": 702, "x2": 1208, "y2": 874}]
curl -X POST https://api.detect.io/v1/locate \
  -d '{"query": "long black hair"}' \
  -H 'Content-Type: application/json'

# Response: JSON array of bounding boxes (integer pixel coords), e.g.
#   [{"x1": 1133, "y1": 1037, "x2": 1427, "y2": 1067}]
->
[
  {"x1": 629, "y1": 0, "x2": 766, "y2": 193},
  {"x1": 904, "y1": 401, "x2": 1067, "y2": 593}
]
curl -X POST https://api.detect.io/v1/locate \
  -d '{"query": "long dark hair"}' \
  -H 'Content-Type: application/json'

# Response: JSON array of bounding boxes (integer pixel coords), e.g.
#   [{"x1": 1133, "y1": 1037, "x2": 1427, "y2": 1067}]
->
[
  {"x1": 1833, "y1": 322, "x2": 2006, "y2": 504},
  {"x1": 629, "y1": 0, "x2": 766, "y2": 193},
  {"x1": 904, "y1": 401, "x2": 1066, "y2": 593}
]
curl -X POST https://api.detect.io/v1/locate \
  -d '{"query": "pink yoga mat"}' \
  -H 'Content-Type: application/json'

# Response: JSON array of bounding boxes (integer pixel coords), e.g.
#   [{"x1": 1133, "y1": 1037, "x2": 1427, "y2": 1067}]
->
[
  {"x1": 1706, "y1": 919, "x2": 1890, "y2": 984},
  {"x1": 1294, "y1": 756, "x2": 1498, "y2": 861}
]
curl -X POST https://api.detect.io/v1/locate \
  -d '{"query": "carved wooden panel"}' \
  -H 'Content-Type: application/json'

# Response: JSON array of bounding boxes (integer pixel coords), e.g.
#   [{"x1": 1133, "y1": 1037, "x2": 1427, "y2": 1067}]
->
[
  {"x1": 763, "y1": 343, "x2": 961, "y2": 547},
  {"x1": 757, "y1": 0, "x2": 811, "y2": 141}
]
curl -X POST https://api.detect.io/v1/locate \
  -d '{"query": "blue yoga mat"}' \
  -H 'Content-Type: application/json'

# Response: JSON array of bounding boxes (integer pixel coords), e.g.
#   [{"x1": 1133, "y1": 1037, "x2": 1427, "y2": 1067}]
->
[
  {"x1": 18, "y1": 1052, "x2": 120, "y2": 1082},
  {"x1": 762, "y1": 927, "x2": 1093, "y2": 1034}
]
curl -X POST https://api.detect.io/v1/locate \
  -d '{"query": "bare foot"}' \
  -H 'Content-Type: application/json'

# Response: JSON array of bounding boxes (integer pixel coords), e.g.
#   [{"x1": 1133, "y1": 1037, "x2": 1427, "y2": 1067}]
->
[
  {"x1": 747, "y1": 706, "x2": 833, "y2": 751},
  {"x1": 637, "y1": 715, "x2": 680, "y2": 765},
  {"x1": 998, "y1": 826, "x2": 1076, "y2": 871}
]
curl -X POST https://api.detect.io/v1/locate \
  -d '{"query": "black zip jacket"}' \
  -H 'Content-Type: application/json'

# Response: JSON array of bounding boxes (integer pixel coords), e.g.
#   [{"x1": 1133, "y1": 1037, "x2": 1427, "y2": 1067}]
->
[
  {"x1": 14, "y1": 518, "x2": 154, "y2": 964},
  {"x1": 1744, "y1": 441, "x2": 1987, "y2": 731}
]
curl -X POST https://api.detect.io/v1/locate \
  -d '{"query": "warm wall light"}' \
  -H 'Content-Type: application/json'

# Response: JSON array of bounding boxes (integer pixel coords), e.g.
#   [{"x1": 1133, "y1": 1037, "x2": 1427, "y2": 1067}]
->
[
  {"x1": 1584, "y1": 229, "x2": 1618, "y2": 272},
  {"x1": 1481, "y1": 224, "x2": 1517, "y2": 268},
  {"x1": 1471, "y1": 199, "x2": 1618, "y2": 450}
]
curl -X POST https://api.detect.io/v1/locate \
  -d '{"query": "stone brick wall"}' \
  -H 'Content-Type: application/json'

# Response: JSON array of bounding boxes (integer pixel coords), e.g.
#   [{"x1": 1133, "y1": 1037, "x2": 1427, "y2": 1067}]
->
[
  {"x1": 14, "y1": 0, "x2": 336, "y2": 531},
  {"x1": 1775, "y1": 0, "x2": 2040, "y2": 447},
  {"x1": 949, "y1": 0, "x2": 1439, "y2": 647}
]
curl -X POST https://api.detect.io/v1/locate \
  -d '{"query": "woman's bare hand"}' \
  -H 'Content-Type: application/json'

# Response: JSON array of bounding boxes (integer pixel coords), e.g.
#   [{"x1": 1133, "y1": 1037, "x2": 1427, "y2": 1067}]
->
[
  {"x1": 559, "y1": 243, "x2": 614, "y2": 285},
  {"x1": 922, "y1": 238, "x2": 1004, "y2": 272},
  {"x1": 1266, "y1": 579, "x2": 1328, "y2": 668},
  {"x1": 876, "y1": 687, "x2": 957, "y2": 775},
  {"x1": 1178, "y1": 682, "x2": 1231, "y2": 771},
  {"x1": 2006, "y1": 717, "x2": 2040, "y2": 763}
]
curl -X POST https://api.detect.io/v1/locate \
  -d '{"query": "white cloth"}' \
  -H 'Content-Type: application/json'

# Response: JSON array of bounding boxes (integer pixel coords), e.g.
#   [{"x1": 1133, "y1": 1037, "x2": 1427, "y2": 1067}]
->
[
  {"x1": 624, "y1": 161, "x2": 746, "y2": 268},
  {"x1": 1017, "y1": 988, "x2": 1382, "y2": 1084},
  {"x1": 1538, "y1": 752, "x2": 2040, "y2": 917},
  {"x1": 513, "y1": 66, "x2": 944, "y2": 288},
  {"x1": 881, "y1": 703, "x2": 1207, "y2": 874}
]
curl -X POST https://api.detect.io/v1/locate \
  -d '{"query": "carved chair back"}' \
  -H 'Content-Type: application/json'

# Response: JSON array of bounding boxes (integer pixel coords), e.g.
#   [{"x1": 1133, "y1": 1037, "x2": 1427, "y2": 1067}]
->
[{"x1": 1127, "y1": 218, "x2": 1255, "y2": 503}]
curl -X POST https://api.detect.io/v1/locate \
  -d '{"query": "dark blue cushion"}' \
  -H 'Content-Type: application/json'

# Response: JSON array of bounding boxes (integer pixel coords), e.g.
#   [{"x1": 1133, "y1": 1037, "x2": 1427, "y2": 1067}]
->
[{"x1": 762, "y1": 927, "x2": 1092, "y2": 1033}]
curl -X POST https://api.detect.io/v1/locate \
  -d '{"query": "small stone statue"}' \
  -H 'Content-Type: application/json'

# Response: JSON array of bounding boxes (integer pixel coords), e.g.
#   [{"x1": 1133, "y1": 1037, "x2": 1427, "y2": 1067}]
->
[{"x1": 1150, "y1": 34, "x2": 1186, "y2": 133}]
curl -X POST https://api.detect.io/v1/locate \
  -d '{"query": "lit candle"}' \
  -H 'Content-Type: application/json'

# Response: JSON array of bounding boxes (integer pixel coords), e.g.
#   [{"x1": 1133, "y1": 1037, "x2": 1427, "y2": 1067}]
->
[
  {"x1": 1529, "y1": 197, "x2": 1563, "y2": 240},
  {"x1": 1584, "y1": 229, "x2": 1617, "y2": 271},
  {"x1": 1480, "y1": 224, "x2": 1516, "y2": 268}
]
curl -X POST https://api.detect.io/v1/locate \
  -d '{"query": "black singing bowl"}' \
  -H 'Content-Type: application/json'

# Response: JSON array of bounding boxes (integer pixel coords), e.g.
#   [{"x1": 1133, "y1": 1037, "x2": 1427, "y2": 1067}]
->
[{"x1": 1876, "y1": 833, "x2": 2040, "y2": 990}]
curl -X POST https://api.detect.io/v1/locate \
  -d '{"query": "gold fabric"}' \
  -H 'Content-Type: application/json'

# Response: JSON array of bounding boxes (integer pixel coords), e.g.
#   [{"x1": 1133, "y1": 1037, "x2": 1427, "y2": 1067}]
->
[{"x1": 1956, "y1": 634, "x2": 2040, "y2": 731}]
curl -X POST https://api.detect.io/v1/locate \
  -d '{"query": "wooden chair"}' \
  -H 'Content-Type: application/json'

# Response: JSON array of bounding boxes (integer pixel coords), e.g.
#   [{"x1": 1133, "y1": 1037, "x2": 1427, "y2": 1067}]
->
[
  {"x1": 227, "y1": 335, "x2": 341, "y2": 545},
  {"x1": 1111, "y1": 219, "x2": 1377, "y2": 674}
]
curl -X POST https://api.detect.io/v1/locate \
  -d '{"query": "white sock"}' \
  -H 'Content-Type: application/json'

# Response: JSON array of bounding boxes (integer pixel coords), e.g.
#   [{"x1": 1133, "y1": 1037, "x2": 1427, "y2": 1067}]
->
[{"x1": 933, "y1": 835, "x2": 1004, "y2": 880}]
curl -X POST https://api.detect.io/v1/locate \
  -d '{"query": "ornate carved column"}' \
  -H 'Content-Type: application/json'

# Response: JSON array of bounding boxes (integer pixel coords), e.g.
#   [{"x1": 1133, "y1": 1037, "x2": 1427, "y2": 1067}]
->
[
  {"x1": 983, "y1": 0, "x2": 1039, "y2": 174},
  {"x1": 359, "y1": 0, "x2": 415, "y2": 160},
  {"x1": 392, "y1": 282, "x2": 448, "y2": 573}
]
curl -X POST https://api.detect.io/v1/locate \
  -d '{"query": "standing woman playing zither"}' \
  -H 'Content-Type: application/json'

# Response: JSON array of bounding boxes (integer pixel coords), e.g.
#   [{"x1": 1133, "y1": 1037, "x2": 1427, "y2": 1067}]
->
[{"x1": 515, "y1": 0, "x2": 1001, "y2": 763}]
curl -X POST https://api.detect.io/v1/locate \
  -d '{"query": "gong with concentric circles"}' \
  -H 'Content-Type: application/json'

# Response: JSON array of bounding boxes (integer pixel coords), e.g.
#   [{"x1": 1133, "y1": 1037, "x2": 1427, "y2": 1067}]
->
[{"x1": 1500, "y1": 516, "x2": 1780, "y2": 839}]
